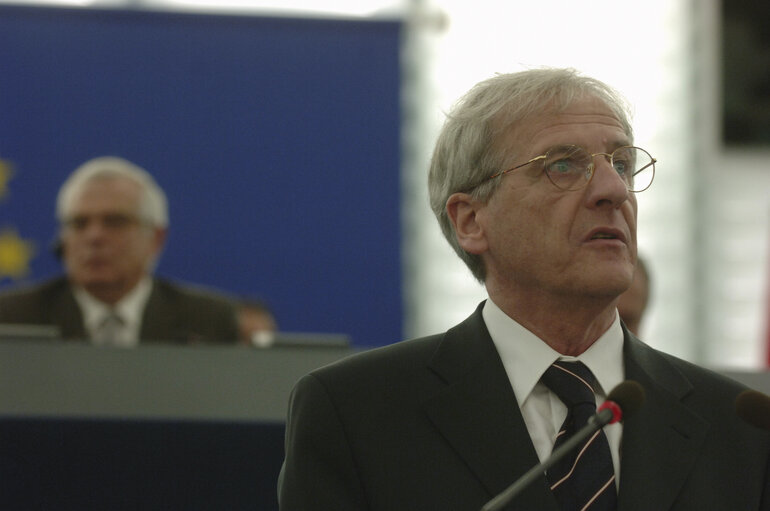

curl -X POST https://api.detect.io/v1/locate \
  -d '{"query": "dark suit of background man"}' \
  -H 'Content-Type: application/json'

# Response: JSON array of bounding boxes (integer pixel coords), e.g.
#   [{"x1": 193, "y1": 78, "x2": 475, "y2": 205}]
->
[
  {"x1": 279, "y1": 68, "x2": 770, "y2": 510},
  {"x1": 0, "y1": 156, "x2": 238, "y2": 345}
]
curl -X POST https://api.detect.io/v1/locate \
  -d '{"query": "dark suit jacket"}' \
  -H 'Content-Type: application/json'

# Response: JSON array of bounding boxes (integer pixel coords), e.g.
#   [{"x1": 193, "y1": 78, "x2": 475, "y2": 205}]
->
[
  {"x1": 0, "y1": 276, "x2": 238, "y2": 344},
  {"x1": 279, "y1": 303, "x2": 770, "y2": 510}
]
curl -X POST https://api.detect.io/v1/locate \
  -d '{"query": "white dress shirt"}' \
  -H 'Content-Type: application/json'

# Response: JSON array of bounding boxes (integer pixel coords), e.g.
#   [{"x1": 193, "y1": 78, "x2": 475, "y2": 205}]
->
[
  {"x1": 482, "y1": 298, "x2": 625, "y2": 486},
  {"x1": 74, "y1": 277, "x2": 153, "y2": 348}
]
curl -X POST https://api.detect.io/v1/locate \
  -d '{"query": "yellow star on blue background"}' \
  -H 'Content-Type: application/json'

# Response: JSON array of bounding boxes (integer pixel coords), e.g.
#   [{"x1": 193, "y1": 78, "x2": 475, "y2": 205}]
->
[{"x1": 0, "y1": 227, "x2": 35, "y2": 280}]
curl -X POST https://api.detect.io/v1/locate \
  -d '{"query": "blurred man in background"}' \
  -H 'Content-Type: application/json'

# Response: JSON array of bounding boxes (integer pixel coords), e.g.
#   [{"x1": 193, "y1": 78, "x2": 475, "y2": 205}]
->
[
  {"x1": 0, "y1": 156, "x2": 238, "y2": 345},
  {"x1": 617, "y1": 256, "x2": 650, "y2": 336}
]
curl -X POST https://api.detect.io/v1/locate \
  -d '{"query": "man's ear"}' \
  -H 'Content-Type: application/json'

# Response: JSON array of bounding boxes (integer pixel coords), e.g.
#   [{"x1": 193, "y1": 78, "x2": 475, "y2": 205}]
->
[
  {"x1": 152, "y1": 227, "x2": 168, "y2": 255},
  {"x1": 446, "y1": 192, "x2": 488, "y2": 255}
]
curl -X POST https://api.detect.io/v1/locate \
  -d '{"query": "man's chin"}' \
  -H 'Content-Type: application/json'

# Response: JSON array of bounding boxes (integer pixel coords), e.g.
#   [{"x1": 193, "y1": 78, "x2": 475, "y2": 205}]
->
[
  {"x1": 595, "y1": 255, "x2": 634, "y2": 279},
  {"x1": 580, "y1": 268, "x2": 634, "y2": 298},
  {"x1": 75, "y1": 275, "x2": 118, "y2": 291}
]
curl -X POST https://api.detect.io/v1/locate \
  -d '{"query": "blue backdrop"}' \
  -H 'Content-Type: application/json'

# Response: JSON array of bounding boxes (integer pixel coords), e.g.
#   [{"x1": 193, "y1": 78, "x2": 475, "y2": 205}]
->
[{"x1": 0, "y1": 5, "x2": 402, "y2": 347}]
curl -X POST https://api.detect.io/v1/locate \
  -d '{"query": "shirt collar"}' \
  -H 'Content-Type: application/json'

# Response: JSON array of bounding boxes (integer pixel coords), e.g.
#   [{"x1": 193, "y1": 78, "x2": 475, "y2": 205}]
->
[
  {"x1": 483, "y1": 298, "x2": 624, "y2": 406},
  {"x1": 74, "y1": 276, "x2": 153, "y2": 333}
]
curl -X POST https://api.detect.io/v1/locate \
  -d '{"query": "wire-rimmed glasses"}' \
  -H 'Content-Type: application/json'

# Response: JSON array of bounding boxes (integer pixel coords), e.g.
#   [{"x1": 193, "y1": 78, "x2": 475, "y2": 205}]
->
[{"x1": 481, "y1": 145, "x2": 656, "y2": 193}]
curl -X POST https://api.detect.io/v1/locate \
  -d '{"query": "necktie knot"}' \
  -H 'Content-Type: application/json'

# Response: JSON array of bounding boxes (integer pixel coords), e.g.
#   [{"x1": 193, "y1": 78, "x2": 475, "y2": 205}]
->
[{"x1": 541, "y1": 361, "x2": 598, "y2": 410}]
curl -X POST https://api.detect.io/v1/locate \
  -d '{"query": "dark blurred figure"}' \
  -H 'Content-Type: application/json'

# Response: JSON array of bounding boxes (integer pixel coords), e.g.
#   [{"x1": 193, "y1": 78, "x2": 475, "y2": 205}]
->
[
  {"x1": 237, "y1": 298, "x2": 278, "y2": 346},
  {"x1": 0, "y1": 156, "x2": 238, "y2": 345},
  {"x1": 617, "y1": 256, "x2": 650, "y2": 336}
]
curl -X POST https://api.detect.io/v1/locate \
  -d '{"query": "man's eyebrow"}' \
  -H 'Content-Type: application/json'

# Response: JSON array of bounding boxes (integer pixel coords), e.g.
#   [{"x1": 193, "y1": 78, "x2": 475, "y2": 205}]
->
[
  {"x1": 538, "y1": 141, "x2": 633, "y2": 152},
  {"x1": 608, "y1": 139, "x2": 633, "y2": 150}
]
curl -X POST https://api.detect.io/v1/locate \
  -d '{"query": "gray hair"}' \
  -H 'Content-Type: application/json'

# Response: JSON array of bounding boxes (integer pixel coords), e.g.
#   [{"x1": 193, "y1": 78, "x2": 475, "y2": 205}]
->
[
  {"x1": 428, "y1": 68, "x2": 633, "y2": 282},
  {"x1": 56, "y1": 156, "x2": 169, "y2": 228}
]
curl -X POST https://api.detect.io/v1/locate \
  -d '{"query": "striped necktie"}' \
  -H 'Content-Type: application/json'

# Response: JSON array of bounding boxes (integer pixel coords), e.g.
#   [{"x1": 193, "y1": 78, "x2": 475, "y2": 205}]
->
[{"x1": 541, "y1": 361, "x2": 617, "y2": 511}]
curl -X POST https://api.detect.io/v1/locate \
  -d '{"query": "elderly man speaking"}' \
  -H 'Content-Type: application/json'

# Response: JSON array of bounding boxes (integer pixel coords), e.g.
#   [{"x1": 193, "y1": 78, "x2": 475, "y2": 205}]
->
[{"x1": 278, "y1": 68, "x2": 770, "y2": 511}]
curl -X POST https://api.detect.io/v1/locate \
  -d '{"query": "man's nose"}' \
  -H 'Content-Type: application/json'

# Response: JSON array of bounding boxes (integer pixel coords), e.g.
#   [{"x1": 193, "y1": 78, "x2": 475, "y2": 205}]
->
[
  {"x1": 81, "y1": 219, "x2": 110, "y2": 238},
  {"x1": 586, "y1": 155, "x2": 629, "y2": 206}
]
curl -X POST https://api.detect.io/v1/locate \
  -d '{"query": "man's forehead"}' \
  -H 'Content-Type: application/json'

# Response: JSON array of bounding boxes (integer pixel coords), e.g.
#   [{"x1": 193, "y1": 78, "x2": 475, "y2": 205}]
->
[
  {"x1": 499, "y1": 99, "x2": 629, "y2": 157},
  {"x1": 67, "y1": 179, "x2": 142, "y2": 215},
  {"x1": 81, "y1": 174, "x2": 141, "y2": 191},
  {"x1": 527, "y1": 112, "x2": 628, "y2": 144}
]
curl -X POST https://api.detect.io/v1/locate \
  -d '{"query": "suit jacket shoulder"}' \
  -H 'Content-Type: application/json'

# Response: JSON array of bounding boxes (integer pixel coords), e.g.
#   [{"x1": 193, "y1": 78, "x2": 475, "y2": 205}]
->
[
  {"x1": 0, "y1": 277, "x2": 85, "y2": 338},
  {"x1": 0, "y1": 277, "x2": 69, "y2": 321},
  {"x1": 141, "y1": 278, "x2": 238, "y2": 344},
  {"x1": 620, "y1": 333, "x2": 770, "y2": 510},
  {"x1": 281, "y1": 304, "x2": 555, "y2": 511}
]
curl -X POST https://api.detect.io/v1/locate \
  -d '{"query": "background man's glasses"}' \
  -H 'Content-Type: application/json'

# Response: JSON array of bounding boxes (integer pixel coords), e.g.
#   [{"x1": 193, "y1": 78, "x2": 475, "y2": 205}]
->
[
  {"x1": 63, "y1": 213, "x2": 144, "y2": 232},
  {"x1": 487, "y1": 145, "x2": 656, "y2": 193}
]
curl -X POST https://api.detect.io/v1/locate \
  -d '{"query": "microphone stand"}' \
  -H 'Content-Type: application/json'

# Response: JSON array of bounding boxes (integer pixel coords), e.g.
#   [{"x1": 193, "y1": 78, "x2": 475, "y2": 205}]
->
[{"x1": 481, "y1": 408, "x2": 614, "y2": 511}]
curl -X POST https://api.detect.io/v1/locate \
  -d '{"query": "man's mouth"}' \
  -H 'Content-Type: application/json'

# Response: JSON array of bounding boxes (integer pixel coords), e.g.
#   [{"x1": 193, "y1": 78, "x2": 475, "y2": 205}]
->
[
  {"x1": 586, "y1": 228, "x2": 626, "y2": 243},
  {"x1": 591, "y1": 233, "x2": 617, "y2": 240}
]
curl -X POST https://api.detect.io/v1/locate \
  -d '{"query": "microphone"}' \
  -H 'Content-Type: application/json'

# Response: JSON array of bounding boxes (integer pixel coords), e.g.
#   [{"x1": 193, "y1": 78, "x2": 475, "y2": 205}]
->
[
  {"x1": 480, "y1": 380, "x2": 646, "y2": 511},
  {"x1": 50, "y1": 236, "x2": 64, "y2": 260},
  {"x1": 735, "y1": 389, "x2": 770, "y2": 431}
]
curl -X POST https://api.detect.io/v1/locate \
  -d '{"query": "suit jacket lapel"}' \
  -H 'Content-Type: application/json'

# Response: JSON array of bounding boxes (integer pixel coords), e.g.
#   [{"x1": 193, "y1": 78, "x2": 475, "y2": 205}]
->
[
  {"x1": 618, "y1": 334, "x2": 709, "y2": 511},
  {"x1": 50, "y1": 280, "x2": 88, "y2": 340},
  {"x1": 140, "y1": 280, "x2": 185, "y2": 343},
  {"x1": 423, "y1": 305, "x2": 559, "y2": 511}
]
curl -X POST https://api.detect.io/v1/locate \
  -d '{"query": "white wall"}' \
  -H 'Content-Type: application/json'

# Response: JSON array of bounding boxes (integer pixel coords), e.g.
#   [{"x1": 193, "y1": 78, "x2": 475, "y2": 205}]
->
[{"x1": 693, "y1": 0, "x2": 770, "y2": 368}]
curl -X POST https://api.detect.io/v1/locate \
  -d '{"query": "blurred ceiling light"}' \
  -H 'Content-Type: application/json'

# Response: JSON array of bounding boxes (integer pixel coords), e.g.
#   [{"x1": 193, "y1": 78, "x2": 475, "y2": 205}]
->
[
  {"x1": 0, "y1": 0, "x2": 98, "y2": 5},
  {"x1": 151, "y1": 0, "x2": 406, "y2": 18}
]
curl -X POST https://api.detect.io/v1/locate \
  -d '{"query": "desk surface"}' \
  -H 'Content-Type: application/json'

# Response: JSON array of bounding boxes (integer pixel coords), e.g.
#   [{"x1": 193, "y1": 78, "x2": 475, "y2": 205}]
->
[
  {"x1": 2, "y1": 339, "x2": 769, "y2": 423},
  {"x1": 0, "y1": 339, "x2": 358, "y2": 422}
]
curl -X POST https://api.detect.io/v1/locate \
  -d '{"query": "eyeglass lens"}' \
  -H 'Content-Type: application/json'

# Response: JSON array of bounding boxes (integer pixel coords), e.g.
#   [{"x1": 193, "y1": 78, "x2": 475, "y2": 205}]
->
[{"x1": 543, "y1": 145, "x2": 654, "y2": 192}]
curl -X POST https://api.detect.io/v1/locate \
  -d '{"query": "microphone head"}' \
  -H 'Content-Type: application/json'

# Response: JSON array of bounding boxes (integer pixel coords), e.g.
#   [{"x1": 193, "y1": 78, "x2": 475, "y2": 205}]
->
[
  {"x1": 606, "y1": 380, "x2": 646, "y2": 422},
  {"x1": 735, "y1": 389, "x2": 770, "y2": 431}
]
